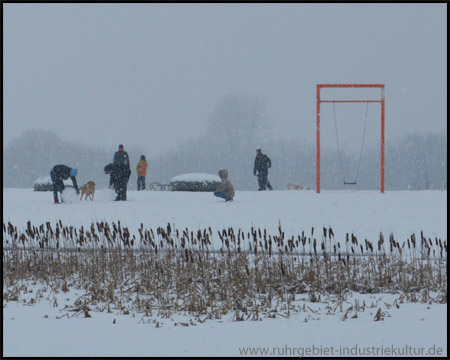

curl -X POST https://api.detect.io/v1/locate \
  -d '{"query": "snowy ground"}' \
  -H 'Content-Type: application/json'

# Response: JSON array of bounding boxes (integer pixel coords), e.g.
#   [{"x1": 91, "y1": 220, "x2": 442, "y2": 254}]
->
[
  {"x1": 2, "y1": 187, "x2": 446, "y2": 247},
  {"x1": 3, "y1": 187, "x2": 447, "y2": 357}
]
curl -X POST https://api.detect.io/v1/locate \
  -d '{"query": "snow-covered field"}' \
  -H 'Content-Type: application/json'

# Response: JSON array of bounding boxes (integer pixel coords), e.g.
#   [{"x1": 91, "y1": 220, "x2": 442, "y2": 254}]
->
[
  {"x1": 3, "y1": 187, "x2": 447, "y2": 357},
  {"x1": 3, "y1": 187, "x2": 446, "y2": 246}
]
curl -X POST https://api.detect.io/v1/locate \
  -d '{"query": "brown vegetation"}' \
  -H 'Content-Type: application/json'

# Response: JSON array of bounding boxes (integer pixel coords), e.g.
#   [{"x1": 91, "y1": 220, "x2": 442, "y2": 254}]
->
[{"x1": 3, "y1": 221, "x2": 447, "y2": 321}]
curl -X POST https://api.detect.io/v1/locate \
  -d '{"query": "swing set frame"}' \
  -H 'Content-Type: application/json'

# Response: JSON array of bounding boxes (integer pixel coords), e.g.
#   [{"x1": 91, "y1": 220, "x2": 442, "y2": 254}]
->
[{"x1": 316, "y1": 84, "x2": 385, "y2": 193}]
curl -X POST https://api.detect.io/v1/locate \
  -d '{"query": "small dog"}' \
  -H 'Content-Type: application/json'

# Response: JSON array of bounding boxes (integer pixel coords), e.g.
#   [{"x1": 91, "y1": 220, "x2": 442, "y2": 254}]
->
[{"x1": 79, "y1": 181, "x2": 96, "y2": 201}]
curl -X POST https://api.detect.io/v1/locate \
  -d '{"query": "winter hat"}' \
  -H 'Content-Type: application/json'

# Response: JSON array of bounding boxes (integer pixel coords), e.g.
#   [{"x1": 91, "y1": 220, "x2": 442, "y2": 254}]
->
[
  {"x1": 70, "y1": 168, "x2": 78, "y2": 177},
  {"x1": 140, "y1": 155, "x2": 146, "y2": 160},
  {"x1": 104, "y1": 164, "x2": 113, "y2": 173}
]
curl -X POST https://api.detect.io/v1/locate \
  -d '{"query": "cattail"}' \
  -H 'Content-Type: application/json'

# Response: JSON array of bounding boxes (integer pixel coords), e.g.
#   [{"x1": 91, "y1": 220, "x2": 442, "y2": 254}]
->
[{"x1": 280, "y1": 262, "x2": 285, "y2": 275}]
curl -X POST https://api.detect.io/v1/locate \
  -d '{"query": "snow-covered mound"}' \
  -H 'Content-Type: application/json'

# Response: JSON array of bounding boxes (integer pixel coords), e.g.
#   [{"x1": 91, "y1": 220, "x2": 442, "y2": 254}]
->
[{"x1": 170, "y1": 173, "x2": 221, "y2": 192}]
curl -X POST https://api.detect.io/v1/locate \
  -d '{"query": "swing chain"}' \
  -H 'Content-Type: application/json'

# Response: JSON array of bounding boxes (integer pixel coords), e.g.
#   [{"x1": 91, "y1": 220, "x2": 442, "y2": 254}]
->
[{"x1": 332, "y1": 102, "x2": 369, "y2": 185}]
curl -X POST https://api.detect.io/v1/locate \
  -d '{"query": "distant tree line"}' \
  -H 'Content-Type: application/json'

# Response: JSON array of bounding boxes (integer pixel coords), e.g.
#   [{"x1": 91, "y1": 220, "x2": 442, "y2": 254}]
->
[{"x1": 3, "y1": 96, "x2": 447, "y2": 191}]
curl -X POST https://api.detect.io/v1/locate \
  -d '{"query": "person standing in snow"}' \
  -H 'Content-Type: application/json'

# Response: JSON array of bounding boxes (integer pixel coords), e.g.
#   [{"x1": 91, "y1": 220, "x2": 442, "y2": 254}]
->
[
  {"x1": 50, "y1": 164, "x2": 79, "y2": 204},
  {"x1": 253, "y1": 148, "x2": 273, "y2": 191},
  {"x1": 104, "y1": 163, "x2": 119, "y2": 192},
  {"x1": 112, "y1": 144, "x2": 131, "y2": 201},
  {"x1": 136, "y1": 155, "x2": 148, "y2": 191},
  {"x1": 214, "y1": 169, "x2": 235, "y2": 202}
]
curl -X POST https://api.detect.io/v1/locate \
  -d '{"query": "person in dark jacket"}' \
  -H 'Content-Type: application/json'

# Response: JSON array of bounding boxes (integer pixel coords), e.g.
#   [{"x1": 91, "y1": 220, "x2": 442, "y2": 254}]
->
[
  {"x1": 104, "y1": 163, "x2": 119, "y2": 192},
  {"x1": 50, "y1": 165, "x2": 79, "y2": 204},
  {"x1": 112, "y1": 144, "x2": 131, "y2": 201},
  {"x1": 253, "y1": 148, "x2": 273, "y2": 191}
]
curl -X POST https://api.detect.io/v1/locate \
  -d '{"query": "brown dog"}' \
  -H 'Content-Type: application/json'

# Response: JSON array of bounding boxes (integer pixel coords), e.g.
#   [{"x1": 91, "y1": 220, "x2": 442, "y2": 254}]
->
[
  {"x1": 79, "y1": 181, "x2": 96, "y2": 201},
  {"x1": 287, "y1": 183, "x2": 311, "y2": 191}
]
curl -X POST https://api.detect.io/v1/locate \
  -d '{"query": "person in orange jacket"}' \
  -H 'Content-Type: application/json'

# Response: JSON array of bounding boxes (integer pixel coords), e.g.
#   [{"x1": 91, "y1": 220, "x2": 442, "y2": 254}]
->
[{"x1": 136, "y1": 155, "x2": 148, "y2": 191}]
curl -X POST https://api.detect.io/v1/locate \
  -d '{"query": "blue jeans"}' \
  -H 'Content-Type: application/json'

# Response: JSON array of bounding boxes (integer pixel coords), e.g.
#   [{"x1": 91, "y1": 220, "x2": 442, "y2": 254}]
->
[
  {"x1": 137, "y1": 176, "x2": 146, "y2": 190},
  {"x1": 214, "y1": 191, "x2": 228, "y2": 200}
]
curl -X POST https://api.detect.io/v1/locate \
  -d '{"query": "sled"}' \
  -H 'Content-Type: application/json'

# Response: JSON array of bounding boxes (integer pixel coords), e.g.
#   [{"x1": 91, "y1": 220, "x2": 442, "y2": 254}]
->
[
  {"x1": 287, "y1": 183, "x2": 311, "y2": 191},
  {"x1": 150, "y1": 182, "x2": 172, "y2": 191}
]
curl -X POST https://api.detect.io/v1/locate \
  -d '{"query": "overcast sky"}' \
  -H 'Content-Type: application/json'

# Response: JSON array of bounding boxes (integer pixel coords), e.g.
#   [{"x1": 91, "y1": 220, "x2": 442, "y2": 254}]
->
[{"x1": 3, "y1": 3, "x2": 447, "y2": 156}]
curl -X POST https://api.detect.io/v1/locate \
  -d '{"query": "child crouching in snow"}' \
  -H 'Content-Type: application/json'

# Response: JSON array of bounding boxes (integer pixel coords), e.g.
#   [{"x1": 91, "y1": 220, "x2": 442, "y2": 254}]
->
[{"x1": 214, "y1": 169, "x2": 235, "y2": 202}]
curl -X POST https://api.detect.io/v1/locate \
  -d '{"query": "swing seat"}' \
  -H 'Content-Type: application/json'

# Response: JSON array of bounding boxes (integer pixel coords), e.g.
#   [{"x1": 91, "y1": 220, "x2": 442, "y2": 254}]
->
[{"x1": 344, "y1": 181, "x2": 357, "y2": 185}]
